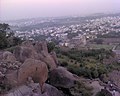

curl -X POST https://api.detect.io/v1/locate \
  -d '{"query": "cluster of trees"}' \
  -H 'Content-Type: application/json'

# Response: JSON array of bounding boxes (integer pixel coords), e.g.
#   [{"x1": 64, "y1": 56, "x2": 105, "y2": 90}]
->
[
  {"x1": 67, "y1": 64, "x2": 108, "y2": 79},
  {"x1": 56, "y1": 48, "x2": 113, "y2": 62},
  {"x1": 56, "y1": 48, "x2": 114, "y2": 79},
  {"x1": 0, "y1": 23, "x2": 22, "y2": 49},
  {"x1": 97, "y1": 31, "x2": 120, "y2": 38},
  {"x1": 90, "y1": 38, "x2": 104, "y2": 44}
]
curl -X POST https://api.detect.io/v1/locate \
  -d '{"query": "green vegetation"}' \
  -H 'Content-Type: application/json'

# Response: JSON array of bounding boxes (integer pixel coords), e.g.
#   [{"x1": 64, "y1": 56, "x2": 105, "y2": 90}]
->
[
  {"x1": 70, "y1": 81, "x2": 93, "y2": 96},
  {"x1": 0, "y1": 23, "x2": 22, "y2": 50},
  {"x1": 47, "y1": 42, "x2": 56, "y2": 53},
  {"x1": 97, "y1": 31, "x2": 120, "y2": 38},
  {"x1": 88, "y1": 44, "x2": 114, "y2": 50},
  {"x1": 56, "y1": 47, "x2": 117, "y2": 79}
]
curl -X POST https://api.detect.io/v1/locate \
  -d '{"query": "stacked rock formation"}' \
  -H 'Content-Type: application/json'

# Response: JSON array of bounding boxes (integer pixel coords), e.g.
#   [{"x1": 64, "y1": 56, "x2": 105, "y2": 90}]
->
[
  {"x1": 0, "y1": 41, "x2": 79, "y2": 96},
  {"x1": 0, "y1": 41, "x2": 58, "y2": 95}
]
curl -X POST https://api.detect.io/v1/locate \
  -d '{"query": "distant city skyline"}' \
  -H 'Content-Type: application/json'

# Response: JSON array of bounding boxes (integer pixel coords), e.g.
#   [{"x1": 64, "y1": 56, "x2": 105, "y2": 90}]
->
[{"x1": 0, "y1": 0, "x2": 120, "y2": 21}]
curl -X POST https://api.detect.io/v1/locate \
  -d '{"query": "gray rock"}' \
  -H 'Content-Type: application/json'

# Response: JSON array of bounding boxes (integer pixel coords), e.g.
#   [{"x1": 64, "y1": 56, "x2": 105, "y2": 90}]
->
[
  {"x1": 44, "y1": 84, "x2": 64, "y2": 96},
  {"x1": 49, "y1": 67, "x2": 76, "y2": 88}
]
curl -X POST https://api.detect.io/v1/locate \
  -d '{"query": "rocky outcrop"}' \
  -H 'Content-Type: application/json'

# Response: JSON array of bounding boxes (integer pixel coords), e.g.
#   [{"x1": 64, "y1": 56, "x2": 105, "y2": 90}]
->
[
  {"x1": 5, "y1": 83, "x2": 64, "y2": 96},
  {"x1": 13, "y1": 41, "x2": 57, "y2": 70},
  {"x1": 49, "y1": 67, "x2": 76, "y2": 88},
  {"x1": 0, "y1": 51, "x2": 16, "y2": 62},
  {"x1": 1, "y1": 59, "x2": 48, "y2": 91},
  {"x1": 0, "y1": 41, "x2": 75, "y2": 96}
]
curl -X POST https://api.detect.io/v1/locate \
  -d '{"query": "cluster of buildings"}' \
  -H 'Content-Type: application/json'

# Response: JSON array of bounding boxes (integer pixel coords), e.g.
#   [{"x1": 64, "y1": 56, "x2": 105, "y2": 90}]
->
[{"x1": 13, "y1": 15, "x2": 120, "y2": 48}]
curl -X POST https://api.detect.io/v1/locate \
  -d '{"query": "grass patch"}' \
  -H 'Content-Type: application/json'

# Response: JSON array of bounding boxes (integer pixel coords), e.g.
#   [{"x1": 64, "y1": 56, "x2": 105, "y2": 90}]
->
[{"x1": 88, "y1": 44, "x2": 114, "y2": 50}]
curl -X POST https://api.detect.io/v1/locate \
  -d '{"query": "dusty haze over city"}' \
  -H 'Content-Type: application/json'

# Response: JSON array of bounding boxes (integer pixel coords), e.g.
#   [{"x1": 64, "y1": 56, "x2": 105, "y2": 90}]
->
[{"x1": 0, "y1": 0, "x2": 120, "y2": 21}]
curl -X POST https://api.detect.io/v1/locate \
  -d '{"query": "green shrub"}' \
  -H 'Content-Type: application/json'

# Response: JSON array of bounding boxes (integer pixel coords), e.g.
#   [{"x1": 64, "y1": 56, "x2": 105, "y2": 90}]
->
[{"x1": 60, "y1": 61, "x2": 68, "y2": 67}]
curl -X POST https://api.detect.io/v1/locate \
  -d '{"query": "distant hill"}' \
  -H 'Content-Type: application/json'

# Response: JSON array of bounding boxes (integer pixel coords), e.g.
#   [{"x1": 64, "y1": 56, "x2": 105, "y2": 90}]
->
[{"x1": 3, "y1": 13, "x2": 120, "y2": 31}]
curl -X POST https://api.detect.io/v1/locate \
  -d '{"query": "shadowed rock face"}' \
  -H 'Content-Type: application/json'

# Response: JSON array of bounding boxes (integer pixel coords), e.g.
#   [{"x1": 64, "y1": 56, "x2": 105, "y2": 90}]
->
[{"x1": 49, "y1": 67, "x2": 76, "y2": 88}]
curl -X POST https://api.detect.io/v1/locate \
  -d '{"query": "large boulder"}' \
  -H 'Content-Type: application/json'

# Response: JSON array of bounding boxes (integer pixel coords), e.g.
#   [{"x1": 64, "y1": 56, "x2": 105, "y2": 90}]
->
[
  {"x1": 34, "y1": 42, "x2": 57, "y2": 70},
  {"x1": 18, "y1": 59, "x2": 48, "y2": 92},
  {"x1": 1, "y1": 58, "x2": 48, "y2": 88},
  {"x1": 40, "y1": 52, "x2": 57, "y2": 70},
  {"x1": 49, "y1": 67, "x2": 76, "y2": 88}
]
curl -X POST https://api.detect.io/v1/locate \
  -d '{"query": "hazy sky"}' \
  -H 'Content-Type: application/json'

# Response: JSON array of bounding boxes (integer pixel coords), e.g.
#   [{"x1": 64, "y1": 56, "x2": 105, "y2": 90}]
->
[{"x1": 0, "y1": 0, "x2": 120, "y2": 21}]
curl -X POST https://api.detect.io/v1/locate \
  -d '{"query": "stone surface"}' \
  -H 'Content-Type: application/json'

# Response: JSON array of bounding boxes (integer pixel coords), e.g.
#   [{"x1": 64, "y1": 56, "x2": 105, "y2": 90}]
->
[
  {"x1": 40, "y1": 53, "x2": 57, "y2": 70},
  {"x1": 4, "y1": 83, "x2": 64, "y2": 96},
  {"x1": 13, "y1": 46, "x2": 37, "y2": 63},
  {"x1": 3, "y1": 51, "x2": 16, "y2": 62},
  {"x1": 108, "y1": 70, "x2": 120, "y2": 88},
  {"x1": 44, "y1": 84, "x2": 64, "y2": 96},
  {"x1": 0, "y1": 58, "x2": 48, "y2": 91},
  {"x1": 50, "y1": 51, "x2": 58, "y2": 65},
  {"x1": 49, "y1": 67, "x2": 76, "y2": 88},
  {"x1": 0, "y1": 41, "x2": 59, "y2": 95},
  {"x1": 5, "y1": 70, "x2": 18, "y2": 87},
  {"x1": 18, "y1": 58, "x2": 48, "y2": 91},
  {"x1": 13, "y1": 41, "x2": 57, "y2": 70},
  {"x1": 34, "y1": 41, "x2": 48, "y2": 54}
]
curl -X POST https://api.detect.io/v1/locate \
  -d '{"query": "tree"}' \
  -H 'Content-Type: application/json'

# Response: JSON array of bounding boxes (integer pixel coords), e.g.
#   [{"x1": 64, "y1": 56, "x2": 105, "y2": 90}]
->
[
  {"x1": 47, "y1": 42, "x2": 55, "y2": 53},
  {"x1": 96, "y1": 89, "x2": 112, "y2": 96},
  {"x1": 94, "y1": 38, "x2": 103, "y2": 44},
  {"x1": 60, "y1": 61, "x2": 68, "y2": 67},
  {"x1": 0, "y1": 23, "x2": 10, "y2": 32},
  {"x1": 0, "y1": 23, "x2": 10, "y2": 49},
  {"x1": 0, "y1": 23, "x2": 22, "y2": 49},
  {"x1": 92, "y1": 69, "x2": 99, "y2": 78}
]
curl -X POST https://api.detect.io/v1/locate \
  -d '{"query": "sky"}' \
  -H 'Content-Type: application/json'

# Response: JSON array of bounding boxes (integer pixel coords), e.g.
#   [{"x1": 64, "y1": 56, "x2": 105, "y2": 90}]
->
[{"x1": 0, "y1": 0, "x2": 120, "y2": 21}]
